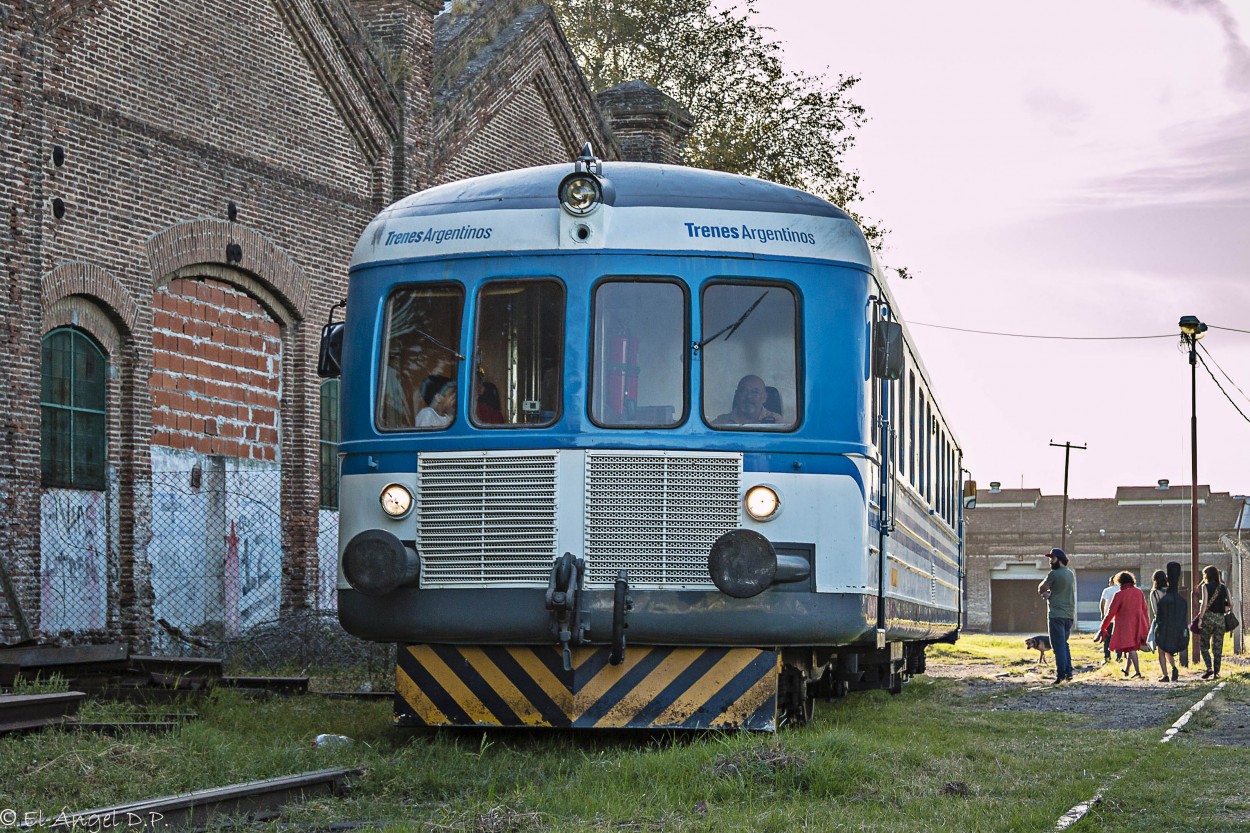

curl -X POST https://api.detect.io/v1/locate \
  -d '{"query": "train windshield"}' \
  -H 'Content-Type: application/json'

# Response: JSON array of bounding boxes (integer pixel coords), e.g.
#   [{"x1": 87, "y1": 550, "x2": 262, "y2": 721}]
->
[
  {"x1": 471, "y1": 278, "x2": 564, "y2": 427},
  {"x1": 589, "y1": 278, "x2": 688, "y2": 427},
  {"x1": 701, "y1": 282, "x2": 799, "y2": 430},
  {"x1": 377, "y1": 284, "x2": 465, "y2": 431}
]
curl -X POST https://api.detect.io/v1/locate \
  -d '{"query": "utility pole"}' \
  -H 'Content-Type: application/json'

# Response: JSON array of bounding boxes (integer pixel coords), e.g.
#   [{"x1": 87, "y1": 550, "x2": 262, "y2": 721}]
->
[{"x1": 1050, "y1": 441, "x2": 1087, "y2": 553}]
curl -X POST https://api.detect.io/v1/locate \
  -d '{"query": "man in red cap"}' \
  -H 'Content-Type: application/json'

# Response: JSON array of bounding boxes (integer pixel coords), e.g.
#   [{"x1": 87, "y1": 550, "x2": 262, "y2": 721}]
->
[{"x1": 1037, "y1": 547, "x2": 1076, "y2": 683}]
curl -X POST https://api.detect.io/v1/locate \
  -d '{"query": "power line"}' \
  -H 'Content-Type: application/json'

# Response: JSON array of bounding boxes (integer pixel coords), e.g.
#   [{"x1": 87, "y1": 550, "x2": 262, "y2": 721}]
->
[
  {"x1": 1197, "y1": 350, "x2": 1250, "y2": 425},
  {"x1": 907, "y1": 322, "x2": 1174, "y2": 340},
  {"x1": 1199, "y1": 342, "x2": 1250, "y2": 407},
  {"x1": 907, "y1": 321, "x2": 1248, "y2": 341}
]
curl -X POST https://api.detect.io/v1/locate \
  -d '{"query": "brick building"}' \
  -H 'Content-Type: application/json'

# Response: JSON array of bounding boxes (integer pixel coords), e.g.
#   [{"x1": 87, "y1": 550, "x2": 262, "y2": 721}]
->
[
  {"x1": 0, "y1": 0, "x2": 689, "y2": 647},
  {"x1": 965, "y1": 482, "x2": 1249, "y2": 638}
]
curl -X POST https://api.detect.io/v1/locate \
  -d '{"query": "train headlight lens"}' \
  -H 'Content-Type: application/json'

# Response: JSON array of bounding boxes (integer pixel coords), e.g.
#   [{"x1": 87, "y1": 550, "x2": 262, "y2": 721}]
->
[
  {"x1": 379, "y1": 483, "x2": 414, "y2": 519},
  {"x1": 744, "y1": 485, "x2": 781, "y2": 521},
  {"x1": 559, "y1": 173, "x2": 601, "y2": 215}
]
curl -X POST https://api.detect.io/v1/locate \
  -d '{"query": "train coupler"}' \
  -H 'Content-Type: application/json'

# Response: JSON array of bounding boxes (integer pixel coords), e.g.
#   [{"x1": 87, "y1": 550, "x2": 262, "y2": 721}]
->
[{"x1": 545, "y1": 552, "x2": 589, "y2": 670}]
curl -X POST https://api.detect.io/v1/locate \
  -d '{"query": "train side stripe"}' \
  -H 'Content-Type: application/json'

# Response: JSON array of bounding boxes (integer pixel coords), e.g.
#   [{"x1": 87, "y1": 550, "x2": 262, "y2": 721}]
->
[
  {"x1": 395, "y1": 664, "x2": 449, "y2": 726},
  {"x1": 679, "y1": 652, "x2": 779, "y2": 729},
  {"x1": 406, "y1": 645, "x2": 495, "y2": 725},
  {"x1": 430, "y1": 645, "x2": 527, "y2": 727},
  {"x1": 645, "y1": 649, "x2": 758, "y2": 726},
  {"x1": 574, "y1": 648, "x2": 668, "y2": 725}
]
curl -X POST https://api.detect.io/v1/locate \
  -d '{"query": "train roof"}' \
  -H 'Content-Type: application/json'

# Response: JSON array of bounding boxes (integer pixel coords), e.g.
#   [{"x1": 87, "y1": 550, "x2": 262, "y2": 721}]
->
[{"x1": 351, "y1": 160, "x2": 873, "y2": 269}]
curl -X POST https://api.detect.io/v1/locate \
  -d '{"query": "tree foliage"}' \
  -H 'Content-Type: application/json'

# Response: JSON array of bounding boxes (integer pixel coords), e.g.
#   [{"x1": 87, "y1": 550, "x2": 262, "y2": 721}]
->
[{"x1": 552, "y1": 0, "x2": 883, "y2": 247}]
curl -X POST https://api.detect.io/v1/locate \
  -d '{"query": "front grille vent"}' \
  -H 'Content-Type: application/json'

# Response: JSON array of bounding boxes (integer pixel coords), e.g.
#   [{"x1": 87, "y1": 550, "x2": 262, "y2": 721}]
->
[
  {"x1": 584, "y1": 451, "x2": 741, "y2": 589},
  {"x1": 417, "y1": 451, "x2": 558, "y2": 586}
]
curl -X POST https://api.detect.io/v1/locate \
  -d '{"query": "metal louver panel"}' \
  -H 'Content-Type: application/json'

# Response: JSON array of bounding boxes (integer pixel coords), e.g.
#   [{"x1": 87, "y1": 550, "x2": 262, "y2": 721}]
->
[
  {"x1": 418, "y1": 451, "x2": 558, "y2": 586},
  {"x1": 585, "y1": 451, "x2": 741, "y2": 589}
]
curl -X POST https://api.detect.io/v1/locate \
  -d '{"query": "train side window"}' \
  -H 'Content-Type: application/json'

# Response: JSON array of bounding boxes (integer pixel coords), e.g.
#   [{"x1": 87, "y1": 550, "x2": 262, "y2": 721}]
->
[
  {"x1": 589, "y1": 279, "x2": 688, "y2": 428},
  {"x1": 378, "y1": 284, "x2": 465, "y2": 431},
  {"x1": 908, "y1": 372, "x2": 916, "y2": 487},
  {"x1": 701, "y1": 282, "x2": 799, "y2": 431},
  {"x1": 472, "y1": 278, "x2": 565, "y2": 427}
]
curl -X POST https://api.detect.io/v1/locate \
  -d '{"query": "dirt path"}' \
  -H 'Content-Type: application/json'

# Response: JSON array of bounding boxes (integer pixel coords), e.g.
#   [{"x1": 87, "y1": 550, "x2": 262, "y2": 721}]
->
[{"x1": 926, "y1": 652, "x2": 1250, "y2": 738}]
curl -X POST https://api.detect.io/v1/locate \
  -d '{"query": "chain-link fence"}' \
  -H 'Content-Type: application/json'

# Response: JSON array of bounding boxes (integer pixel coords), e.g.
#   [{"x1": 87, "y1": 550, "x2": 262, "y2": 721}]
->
[{"x1": 19, "y1": 467, "x2": 393, "y2": 692}]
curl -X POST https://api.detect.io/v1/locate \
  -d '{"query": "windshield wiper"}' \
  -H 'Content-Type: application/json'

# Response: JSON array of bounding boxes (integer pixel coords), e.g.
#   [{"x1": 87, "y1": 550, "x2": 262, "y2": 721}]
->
[
  {"x1": 694, "y1": 290, "x2": 768, "y2": 350},
  {"x1": 414, "y1": 327, "x2": 465, "y2": 360}
]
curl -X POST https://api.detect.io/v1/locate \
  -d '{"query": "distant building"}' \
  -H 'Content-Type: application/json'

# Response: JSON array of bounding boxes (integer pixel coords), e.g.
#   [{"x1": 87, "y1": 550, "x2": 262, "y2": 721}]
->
[{"x1": 965, "y1": 482, "x2": 1248, "y2": 636}]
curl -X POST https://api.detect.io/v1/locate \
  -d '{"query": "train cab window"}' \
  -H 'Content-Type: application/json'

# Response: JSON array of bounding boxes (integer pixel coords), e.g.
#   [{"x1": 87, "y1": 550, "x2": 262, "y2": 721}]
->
[
  {"x1": 377, "y1": 284, "x2": 465, "y2": 431},
  {"x1": 701, "y1": 282, "x2": 798, "y2": 431},
  {"x1": 472, "y1": 279, "x2": 565, "y2": 427},
  {"x1": 590, "y1": 279, "x2": 687, "y2": 427}
]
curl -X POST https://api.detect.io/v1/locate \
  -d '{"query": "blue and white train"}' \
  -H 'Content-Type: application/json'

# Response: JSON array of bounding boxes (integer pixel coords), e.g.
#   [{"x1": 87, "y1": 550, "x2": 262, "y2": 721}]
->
[{"x1": 319, "y1": 146, "x2": 970, "y2": 730}]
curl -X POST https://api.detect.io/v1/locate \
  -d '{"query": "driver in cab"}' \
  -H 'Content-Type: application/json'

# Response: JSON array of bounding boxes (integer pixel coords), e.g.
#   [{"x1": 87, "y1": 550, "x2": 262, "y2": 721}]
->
[{"x1": 713, "y1": 374, "x2": 781, "y2": 426}]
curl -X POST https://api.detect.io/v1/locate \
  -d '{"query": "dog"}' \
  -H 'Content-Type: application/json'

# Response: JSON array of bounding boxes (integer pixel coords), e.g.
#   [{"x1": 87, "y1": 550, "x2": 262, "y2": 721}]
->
[{"x1": 1024, "y1": 635, "x2": 1052, "y2": 665}]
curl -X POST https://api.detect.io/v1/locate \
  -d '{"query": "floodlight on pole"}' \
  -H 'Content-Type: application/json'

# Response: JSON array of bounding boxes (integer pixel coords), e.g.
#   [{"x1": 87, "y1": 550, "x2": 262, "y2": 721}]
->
[{"x1": 1179, "y1": 315, "x2": 1206, "y2": 663}]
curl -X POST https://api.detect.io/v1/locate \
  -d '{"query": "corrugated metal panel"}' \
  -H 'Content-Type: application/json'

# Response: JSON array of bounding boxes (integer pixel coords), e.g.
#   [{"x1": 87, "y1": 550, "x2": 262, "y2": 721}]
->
[
  {"x1": 415, "y1": 450, "x2": 742, "y2": 589},
  {"x1": 585, "y1": 451, "x2": 741, "y2": 588},
  {"x1": 418, "y1": 452, "x2": 558, "y2": 586}
]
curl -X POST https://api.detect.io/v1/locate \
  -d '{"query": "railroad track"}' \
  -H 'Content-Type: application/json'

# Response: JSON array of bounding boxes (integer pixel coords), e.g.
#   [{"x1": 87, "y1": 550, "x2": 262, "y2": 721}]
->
[
  {"x1": 16, "y1": 768, "x2": 363, "y2": 830},
  {"x1": 0, "y1": 691, "x2": 86, "y2": 734}
]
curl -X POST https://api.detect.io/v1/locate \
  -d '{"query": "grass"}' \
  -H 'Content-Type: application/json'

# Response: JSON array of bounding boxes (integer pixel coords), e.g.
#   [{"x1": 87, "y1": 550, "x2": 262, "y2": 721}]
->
[{"x1": 2, "y1": 636, "x2": 1248, "y2": 832}]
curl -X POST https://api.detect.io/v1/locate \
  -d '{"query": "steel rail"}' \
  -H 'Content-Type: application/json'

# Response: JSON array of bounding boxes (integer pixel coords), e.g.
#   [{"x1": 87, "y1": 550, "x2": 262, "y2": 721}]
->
[
  {"x1": 0, "y1": 691, "x2": 86, "y2": 734},
  {"x1": 19, "y1": 768, "x2": 363, "y2": 830}
]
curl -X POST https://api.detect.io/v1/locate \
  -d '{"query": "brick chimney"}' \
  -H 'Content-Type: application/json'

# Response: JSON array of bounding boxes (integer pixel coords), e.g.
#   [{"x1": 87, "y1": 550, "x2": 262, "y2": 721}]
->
[
  {"x1": 595, "y1": 80, "x2": 694, "y2": 165},
  {"x1": 353, "y1": 0, "x2": 447, "y2": 197}
]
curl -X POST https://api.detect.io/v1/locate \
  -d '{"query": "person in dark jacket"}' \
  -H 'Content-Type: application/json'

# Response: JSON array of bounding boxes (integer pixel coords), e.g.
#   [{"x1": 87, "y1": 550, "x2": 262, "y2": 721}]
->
[{"x1": 1153, "y1": 561, "x2": 1190, "y2": 682}]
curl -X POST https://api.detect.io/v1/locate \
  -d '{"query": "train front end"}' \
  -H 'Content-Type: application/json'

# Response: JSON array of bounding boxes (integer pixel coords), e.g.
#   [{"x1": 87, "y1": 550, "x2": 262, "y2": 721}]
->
[{"x1": 327, "y1": 149, "x2": 949, "y2": 730}]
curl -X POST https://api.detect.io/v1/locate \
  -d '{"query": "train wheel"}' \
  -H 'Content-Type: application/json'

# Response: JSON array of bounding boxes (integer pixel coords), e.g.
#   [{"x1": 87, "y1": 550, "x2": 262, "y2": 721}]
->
[{"x1": 779, "y1": 665, "x2": 814, "y2": 726}]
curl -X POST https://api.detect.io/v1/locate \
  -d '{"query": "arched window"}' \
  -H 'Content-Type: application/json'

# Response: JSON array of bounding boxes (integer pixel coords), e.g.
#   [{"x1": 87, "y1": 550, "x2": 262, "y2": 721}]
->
[
  {"x1": 319, "y1": 378, "x2": 340, "y2": 509},
  {"x1": 41, "y1": 328, "x2": 107, "y2": 490}
]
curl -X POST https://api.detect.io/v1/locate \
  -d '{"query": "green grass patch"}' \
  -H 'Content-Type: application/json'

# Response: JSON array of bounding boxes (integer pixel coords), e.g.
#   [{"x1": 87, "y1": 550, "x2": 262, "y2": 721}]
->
[{"x1": 3, "y1": 636, "x2": 1248, "y2": 832}]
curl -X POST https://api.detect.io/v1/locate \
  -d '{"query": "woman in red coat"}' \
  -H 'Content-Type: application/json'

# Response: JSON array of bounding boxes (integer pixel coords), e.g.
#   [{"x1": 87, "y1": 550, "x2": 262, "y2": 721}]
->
[{"x1": 1099, "y1": 571, "x2": 1151, "y2": 678}]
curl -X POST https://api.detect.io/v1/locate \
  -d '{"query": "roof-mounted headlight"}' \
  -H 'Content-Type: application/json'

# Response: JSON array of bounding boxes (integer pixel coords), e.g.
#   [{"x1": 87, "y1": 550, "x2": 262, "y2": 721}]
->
[
  {"x1": 559, "y1": 173, "x2": 602, "y2": 215},
  {"x1": 558, "y1": 142, "x2": 609, "y2": 216}
]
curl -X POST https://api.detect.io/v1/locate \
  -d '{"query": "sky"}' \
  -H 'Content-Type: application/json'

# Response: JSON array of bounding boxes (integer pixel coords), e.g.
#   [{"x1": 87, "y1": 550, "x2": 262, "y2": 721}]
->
[{"x1": 752, "y1": 0, "x2": 1250, "y2": 499}]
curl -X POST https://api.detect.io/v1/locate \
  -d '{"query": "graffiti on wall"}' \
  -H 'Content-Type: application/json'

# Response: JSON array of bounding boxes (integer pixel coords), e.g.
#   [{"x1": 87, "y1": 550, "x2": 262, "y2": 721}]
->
[
  {"x1": 316, "y1": 508, "x2": 339, "y2": 611},
  {"x1": 40, "y1": 489, "x2": 109, "y2": 633},
  {"x1": 150, "y1": 448, "x2": 281, "y2": 643}
]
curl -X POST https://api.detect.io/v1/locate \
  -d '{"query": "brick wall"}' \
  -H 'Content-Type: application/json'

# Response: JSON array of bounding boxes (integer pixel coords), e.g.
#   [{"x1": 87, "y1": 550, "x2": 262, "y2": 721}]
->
[
  {"x1": 152, "y1": 278, "x2": 282, "y2": 462},
  {"x1": 0, "y1": 0, "x2": 628, "y2": 647}
]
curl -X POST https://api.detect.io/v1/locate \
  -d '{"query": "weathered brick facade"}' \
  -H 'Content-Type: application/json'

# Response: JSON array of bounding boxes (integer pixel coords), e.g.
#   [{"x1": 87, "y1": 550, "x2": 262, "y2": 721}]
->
[
  {"x1": 0, "y1": 0, "x2": 690, "y2": 647},
  {"x1": 965, "y1": 484, "x2": 1248, "y2": 640}
]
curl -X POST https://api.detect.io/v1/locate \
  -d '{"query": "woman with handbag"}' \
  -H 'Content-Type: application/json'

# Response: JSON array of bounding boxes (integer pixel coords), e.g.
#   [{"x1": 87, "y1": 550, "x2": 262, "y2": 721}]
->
[
  {"x1": 1098, "y1": 571, "x2": 1151, "y2": 679},
  {"x1": 1197, "y1": 565, "x2": 1230, "y2": 679},
  {"x1": 1154, "y1": 562, "x2": 1189, "y2": 682}
]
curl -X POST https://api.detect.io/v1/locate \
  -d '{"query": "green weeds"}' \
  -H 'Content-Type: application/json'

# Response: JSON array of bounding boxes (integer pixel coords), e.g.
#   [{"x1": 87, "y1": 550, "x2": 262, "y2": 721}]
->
[{"x1": 2, "y1": 637, "x2": 1247, "y2": 832}]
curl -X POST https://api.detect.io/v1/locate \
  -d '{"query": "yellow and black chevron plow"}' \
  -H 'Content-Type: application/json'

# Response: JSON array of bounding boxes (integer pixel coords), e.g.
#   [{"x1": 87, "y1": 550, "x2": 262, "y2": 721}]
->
[{"x1": 394, "y1": 644, "x2": 780, "y2": 730}]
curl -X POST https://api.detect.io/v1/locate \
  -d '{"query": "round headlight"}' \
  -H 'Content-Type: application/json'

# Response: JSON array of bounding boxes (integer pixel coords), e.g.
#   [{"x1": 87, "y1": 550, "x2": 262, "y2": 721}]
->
[
  {"x1": 379, "y1": 483, "x2": 414, "y2": 519},
  {"x1": 559, "y1": 173, "x2": 601, "y2": 215},
  {"x1": 744, "y1": 485, "x2": 781, "y2": 521}
]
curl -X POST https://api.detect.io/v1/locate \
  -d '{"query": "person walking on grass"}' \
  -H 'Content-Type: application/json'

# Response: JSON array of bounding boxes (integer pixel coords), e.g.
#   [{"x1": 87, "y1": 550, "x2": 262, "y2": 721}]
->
[
  {"x1": 1037, "y1": 547, "x2": 1076, "y2": 684},
  {"x1": 1154, "y1": 561, "x2": 1189, "y2": 682},
  {"x1": 1197, "y1": 565, "x2": 1231, "y2": 680},
  {"x1": 1099, "y1": 574, "x2": 1121, "y2": 664},
  {"x1": 1098, "y1": 571, "x2": 1150, "y2": 679}
]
